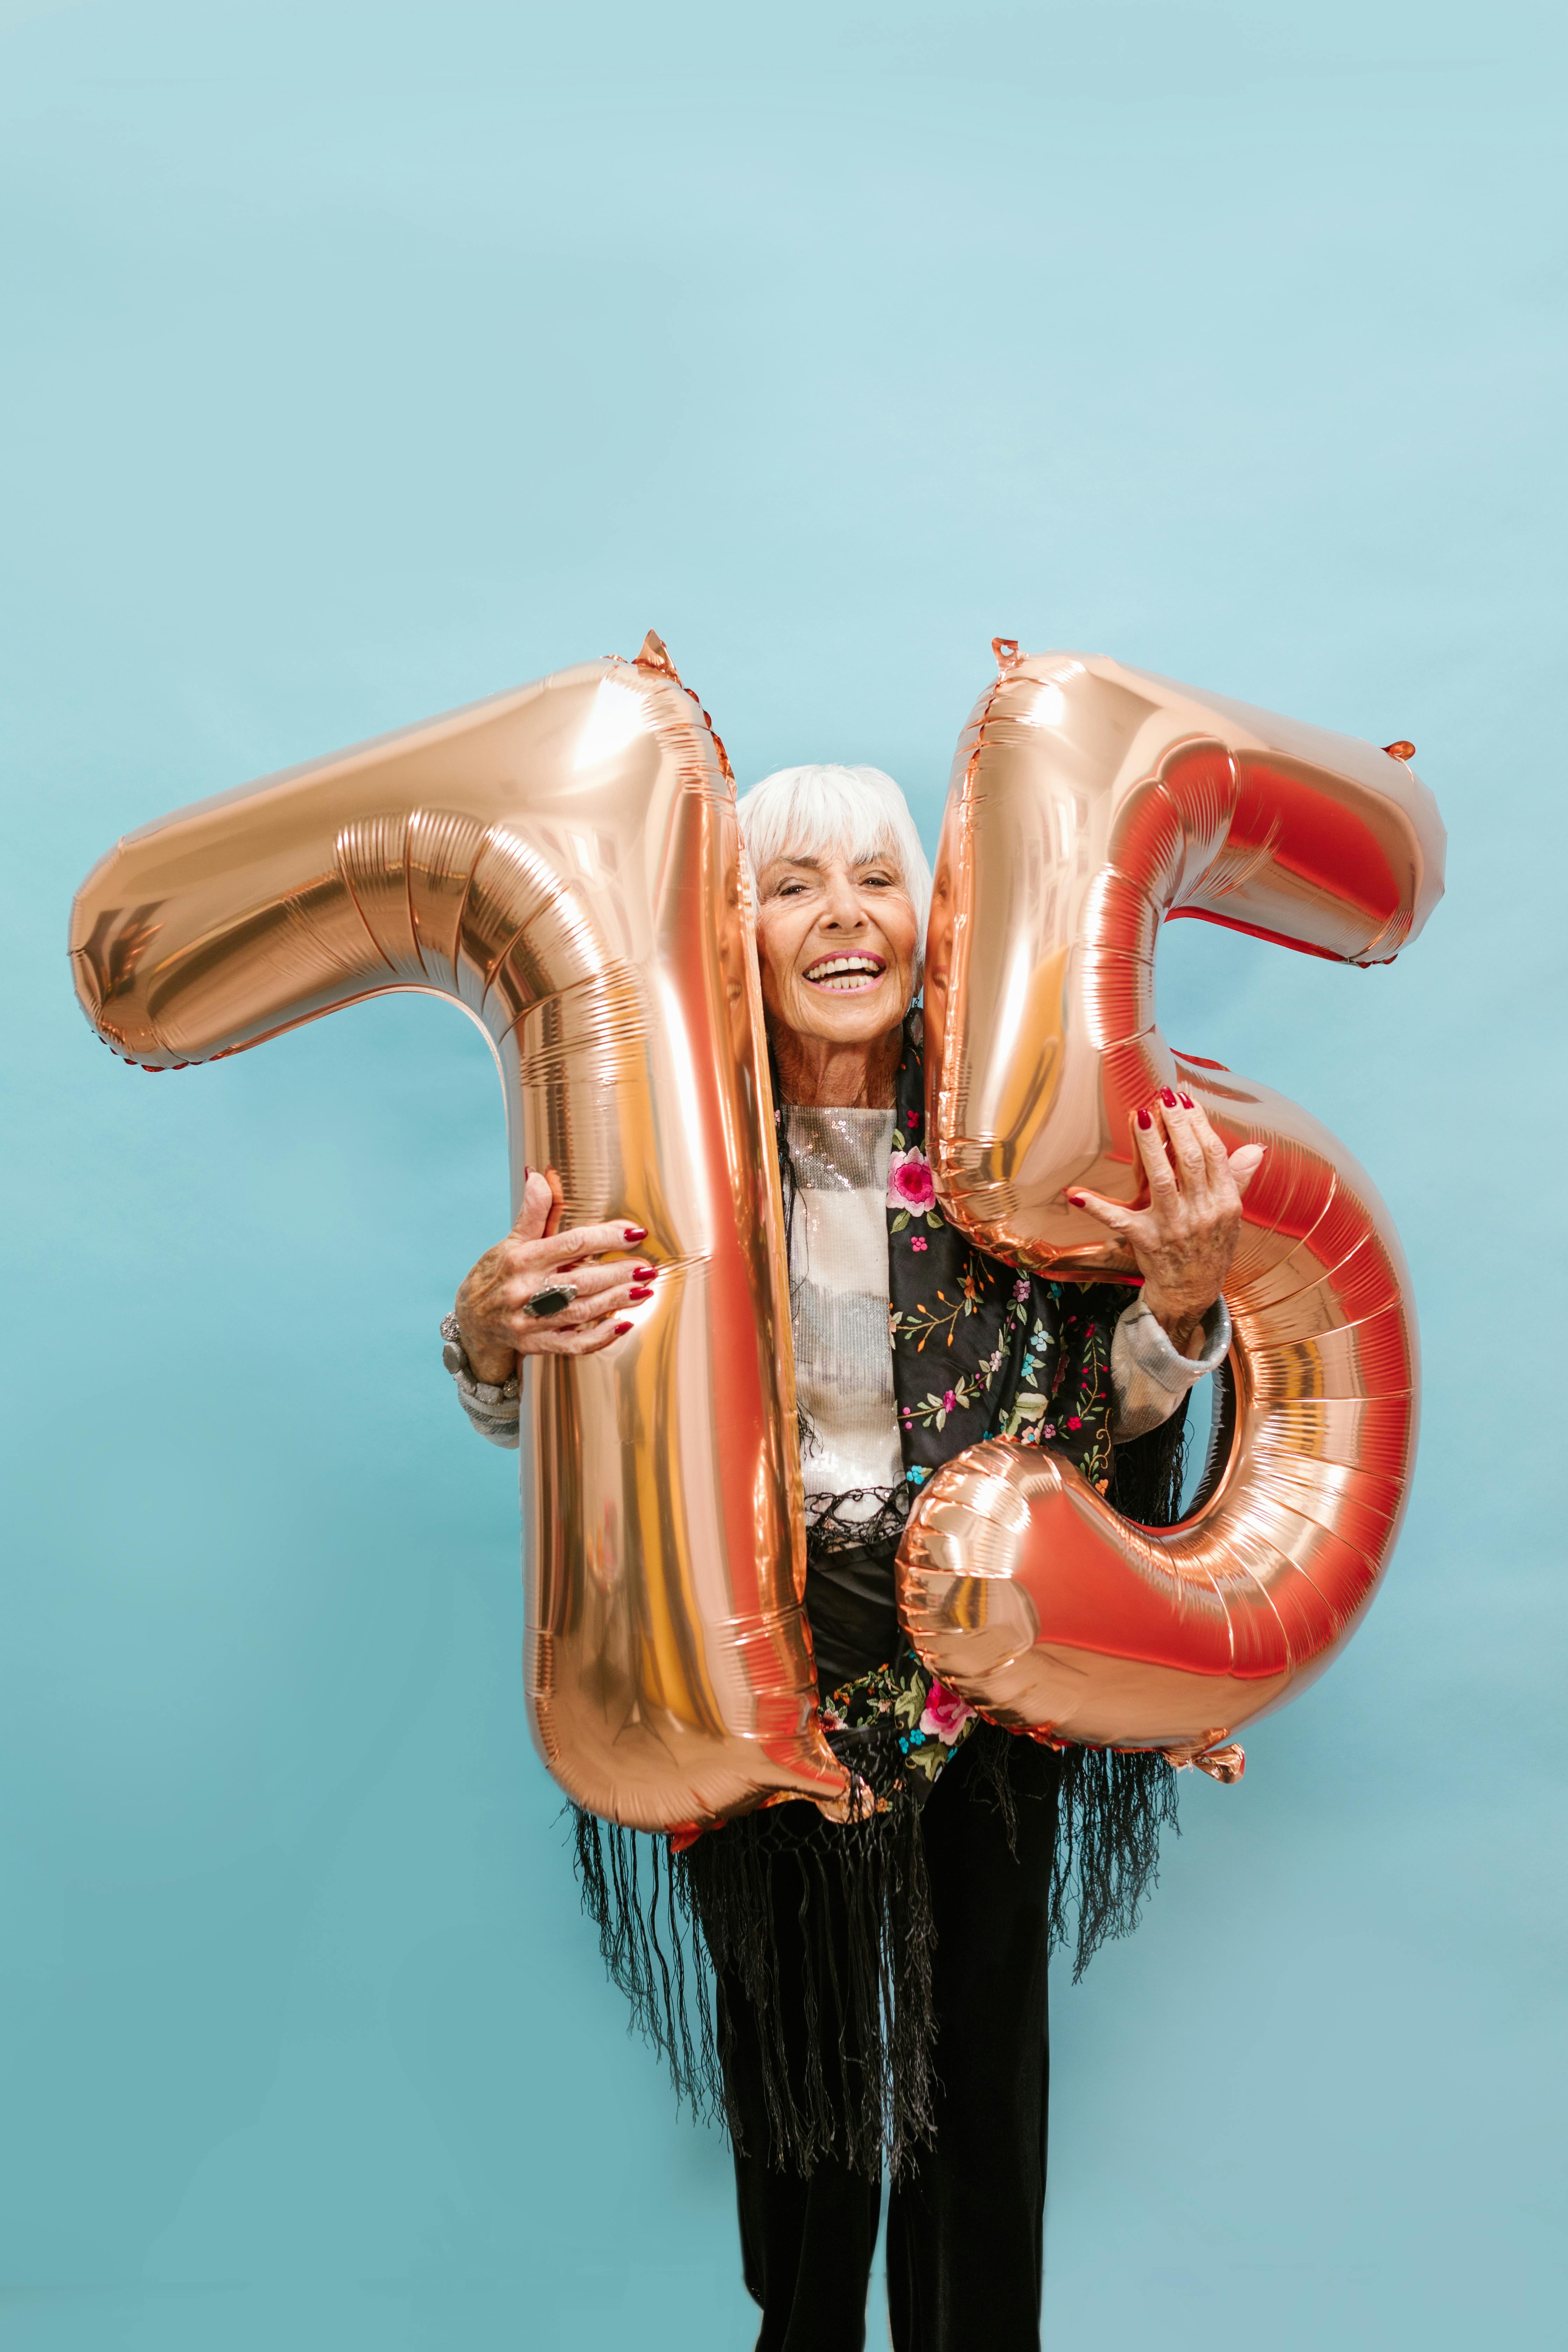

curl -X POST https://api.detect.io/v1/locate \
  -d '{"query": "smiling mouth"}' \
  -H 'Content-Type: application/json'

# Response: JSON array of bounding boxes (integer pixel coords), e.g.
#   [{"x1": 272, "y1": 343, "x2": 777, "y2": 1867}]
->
[{"x1": 804, "y1": 954, "x2": 886, "y2": 993}]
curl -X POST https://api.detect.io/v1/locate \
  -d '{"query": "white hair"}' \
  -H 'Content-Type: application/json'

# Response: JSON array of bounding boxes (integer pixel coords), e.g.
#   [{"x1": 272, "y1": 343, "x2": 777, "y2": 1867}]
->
[{"x1": 736, "y1": 764, "x2": 932, "y2": 986}]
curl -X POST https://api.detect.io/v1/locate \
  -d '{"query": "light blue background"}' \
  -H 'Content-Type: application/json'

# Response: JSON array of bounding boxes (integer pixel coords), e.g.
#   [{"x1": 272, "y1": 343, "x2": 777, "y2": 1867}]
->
[{"x1": 2, "y1": 1, "x2": 1563, "y2": 2345}]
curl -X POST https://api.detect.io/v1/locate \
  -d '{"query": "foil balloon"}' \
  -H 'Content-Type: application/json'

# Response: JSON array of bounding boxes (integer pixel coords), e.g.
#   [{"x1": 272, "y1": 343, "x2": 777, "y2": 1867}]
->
[
  {"x1": 902, "y1": 645, "x2": 1445, "y2": 1772},
  {"x1": 70, "y1": 633, "x2": 845, "y2": 1832}
]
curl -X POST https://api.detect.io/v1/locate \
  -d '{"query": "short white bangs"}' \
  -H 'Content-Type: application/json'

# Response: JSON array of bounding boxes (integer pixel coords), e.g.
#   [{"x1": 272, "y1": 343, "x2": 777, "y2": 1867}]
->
[{"x1": 736, "y1": 764, "x2": 933, "y2": 981}]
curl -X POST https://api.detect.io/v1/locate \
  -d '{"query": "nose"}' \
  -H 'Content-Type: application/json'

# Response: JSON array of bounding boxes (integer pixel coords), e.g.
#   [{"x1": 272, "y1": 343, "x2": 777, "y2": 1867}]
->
[{"x1": 820, "y1": 868, "x2": 864, "y2": 929}]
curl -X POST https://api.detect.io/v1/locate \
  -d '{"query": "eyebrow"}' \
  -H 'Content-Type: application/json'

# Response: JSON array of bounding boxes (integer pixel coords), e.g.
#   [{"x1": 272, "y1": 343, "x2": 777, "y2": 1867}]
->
[{"x1": 762, "y1": 854, "x2": 896, "y2": 881}]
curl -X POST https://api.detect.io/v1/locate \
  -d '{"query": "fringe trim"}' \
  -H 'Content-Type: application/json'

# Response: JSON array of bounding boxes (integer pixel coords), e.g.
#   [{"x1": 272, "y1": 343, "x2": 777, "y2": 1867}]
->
[
  {"x1": 939, "y1": 1728, "x2": 1179, "y2": 1980},
  {"x1": 572, "y1": 1805, "x2": 721, "y2": 2121},
  {"x1": 570, "y1": 1727, "x2": 1177, "y2": 2179}
]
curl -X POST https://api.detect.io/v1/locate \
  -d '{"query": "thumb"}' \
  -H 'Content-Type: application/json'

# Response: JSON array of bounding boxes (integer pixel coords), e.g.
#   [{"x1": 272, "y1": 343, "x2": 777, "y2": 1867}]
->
[
  {"x1": 510, "y1": 1167, "x2": 556, "y2": 1242},
  {"x1": 1228, "y1": 1142, "x2": 1266, "y2": 1199}
]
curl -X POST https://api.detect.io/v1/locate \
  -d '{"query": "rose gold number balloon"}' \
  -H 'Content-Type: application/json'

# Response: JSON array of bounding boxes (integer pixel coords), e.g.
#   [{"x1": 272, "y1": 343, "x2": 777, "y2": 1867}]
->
[
  {"x1": 903, "y1": 646, "x2": 1445, "y2": 1772},
  {"x1": 70, "y1": 634, "x2": 845, "y2": 1831}
]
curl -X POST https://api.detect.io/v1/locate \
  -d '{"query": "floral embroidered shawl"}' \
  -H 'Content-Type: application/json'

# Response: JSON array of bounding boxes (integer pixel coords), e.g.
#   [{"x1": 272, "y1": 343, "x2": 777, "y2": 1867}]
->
[{"x1": 887, "y1": 1010, "x2": 1125, "y2": 1496}]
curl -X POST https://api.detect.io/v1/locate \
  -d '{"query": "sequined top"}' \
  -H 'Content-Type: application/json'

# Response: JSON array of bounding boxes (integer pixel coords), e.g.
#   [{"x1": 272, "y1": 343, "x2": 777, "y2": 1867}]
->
[{"x1": 784, "y1": 1106, "x2": 904, "y2": 1522}]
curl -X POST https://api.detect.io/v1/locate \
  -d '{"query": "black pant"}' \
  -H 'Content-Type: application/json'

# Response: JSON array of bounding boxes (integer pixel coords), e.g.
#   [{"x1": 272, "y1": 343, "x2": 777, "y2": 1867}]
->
[{"x1": 721, "y1": 1732, "x2": 1063, "y2": 2352}]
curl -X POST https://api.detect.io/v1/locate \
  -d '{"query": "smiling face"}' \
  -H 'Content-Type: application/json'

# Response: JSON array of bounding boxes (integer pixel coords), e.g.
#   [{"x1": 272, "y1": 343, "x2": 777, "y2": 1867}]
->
[{"x1": 752, "y1": 845, "x2": 919, "y2": 1049}]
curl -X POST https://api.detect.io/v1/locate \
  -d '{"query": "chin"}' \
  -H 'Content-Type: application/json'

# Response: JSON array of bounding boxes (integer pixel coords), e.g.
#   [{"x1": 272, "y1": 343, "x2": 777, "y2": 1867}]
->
[{"x1": 796, "y1": 989, "x2": 902, "y2": 1040}]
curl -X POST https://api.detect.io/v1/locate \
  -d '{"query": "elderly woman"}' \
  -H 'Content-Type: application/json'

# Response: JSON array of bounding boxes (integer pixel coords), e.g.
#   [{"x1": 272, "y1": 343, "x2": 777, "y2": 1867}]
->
[{"x1": 445, "y1": 765, "x2": 1259, "y2": 2352}]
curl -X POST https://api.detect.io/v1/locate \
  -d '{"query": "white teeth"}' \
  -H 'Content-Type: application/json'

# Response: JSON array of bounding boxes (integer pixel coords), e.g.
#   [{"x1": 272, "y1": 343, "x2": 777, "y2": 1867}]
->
[{"x1": 807, "y1": 956, "x2": 883, "y2": 985}]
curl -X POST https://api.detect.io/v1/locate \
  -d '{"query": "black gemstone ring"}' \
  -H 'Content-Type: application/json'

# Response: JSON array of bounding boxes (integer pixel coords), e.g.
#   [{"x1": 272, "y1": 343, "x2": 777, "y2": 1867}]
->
[{"x1": 523, "y1": 1282, "x2": 578, "y2": 1319}]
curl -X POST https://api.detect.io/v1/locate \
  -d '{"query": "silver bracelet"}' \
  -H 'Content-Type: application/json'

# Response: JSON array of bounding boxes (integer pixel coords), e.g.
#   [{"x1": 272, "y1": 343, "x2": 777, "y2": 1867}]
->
[{"x1": 440, "y1": 1310, "x2": 520, "y2": 1407}]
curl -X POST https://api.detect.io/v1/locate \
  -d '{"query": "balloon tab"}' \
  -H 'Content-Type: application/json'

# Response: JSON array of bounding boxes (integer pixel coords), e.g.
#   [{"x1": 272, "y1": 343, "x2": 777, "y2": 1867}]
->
[
  {"x1": 1194, "y1": 1742, "x2": 1246, "y2": 1784},
  {"x1": 1382, "y1": 740, "x2": 1416, "y2": 761},
  {"x1": 992, "y1": 637, "x2": 1020, "y2": 676},
  {"x1": 635, "y1": 629, "x2": 682, "y2": 683}
]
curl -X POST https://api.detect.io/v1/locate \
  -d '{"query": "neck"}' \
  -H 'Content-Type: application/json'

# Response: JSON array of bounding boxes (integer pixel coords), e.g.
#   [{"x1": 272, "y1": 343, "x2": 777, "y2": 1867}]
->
[{"x1": 771, "y1": 1020, "x2": 902, "y2": 1108}]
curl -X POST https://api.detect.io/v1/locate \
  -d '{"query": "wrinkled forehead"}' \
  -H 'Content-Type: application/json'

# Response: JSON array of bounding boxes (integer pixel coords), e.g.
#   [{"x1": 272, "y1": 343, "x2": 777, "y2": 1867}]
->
[{"x1": 755, "y1": 835, "x2": 908, "y2": 883}]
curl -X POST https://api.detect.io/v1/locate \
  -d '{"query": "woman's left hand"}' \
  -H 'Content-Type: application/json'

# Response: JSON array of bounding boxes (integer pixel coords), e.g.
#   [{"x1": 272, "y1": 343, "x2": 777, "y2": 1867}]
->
[{"x1": 1068, "y1": 1088, "x2": 1266, "y2": 1357}]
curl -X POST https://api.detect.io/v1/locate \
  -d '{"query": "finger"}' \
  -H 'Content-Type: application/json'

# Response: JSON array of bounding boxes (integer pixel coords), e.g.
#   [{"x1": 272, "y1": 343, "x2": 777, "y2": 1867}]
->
[
  {"x1": 1131, "y1": 1103, "x2": 1181, "y2": 1201},
  {"x1": 507, "y1": 1168, "x2": 558, "y2": 1244},
  {"x1": 1066, "y1": 1184, "x2": 1144, "y2": 1239},
  {"x1": 511, "y1": 1257, "x2": 654, "y2": 1308},
  {"x1": 505, "y1": 1277, "x2": 643, "y2": 1343},
  {"x1": 1228, "y1": 1142, "x2": 1266, "y2": 1199},
  {"x1": 512, "y1": 1255, "x2": 658, "y2": 1329},
  {"x1": 1157, "y1": 1091, "x2": 1209, "y2": 1192},
  {"x1": 553, "y1": 1277, "x2": 641, "y2": 1328},
  {"x1": 532, "y1": 1218, "x2": 652, "y2": 1269},
  {"x1": 534, "y1": 1314, "x2": 635, "y2": 1356},
  {"x1": 541, "y1": 1163, "x2": 566, "y2": 1241},
  {"x1": 1178, "y1": 1091, "x2": 1234, "y2": 1184}
]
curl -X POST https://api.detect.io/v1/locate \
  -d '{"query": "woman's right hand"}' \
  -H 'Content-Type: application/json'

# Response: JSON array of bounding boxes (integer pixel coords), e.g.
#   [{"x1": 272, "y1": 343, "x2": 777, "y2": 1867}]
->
[{"x1": 454, "y1": 1169, "x2": 655, "y2": 1384}]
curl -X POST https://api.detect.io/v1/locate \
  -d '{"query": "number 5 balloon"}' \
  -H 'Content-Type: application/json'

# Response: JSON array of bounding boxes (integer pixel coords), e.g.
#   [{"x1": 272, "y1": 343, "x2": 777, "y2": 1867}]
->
[
  {"x1": 70, "y1": 634, "x2": 846, "y2": 1832},
  {"x1": 902, "y1": 645, "x2": 1446, "y2": 1773}
]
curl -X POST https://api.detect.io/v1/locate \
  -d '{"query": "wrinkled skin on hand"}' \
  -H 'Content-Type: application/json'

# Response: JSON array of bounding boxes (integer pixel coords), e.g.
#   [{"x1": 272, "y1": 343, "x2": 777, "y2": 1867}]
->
[
  {"x1": 455, "y1": 1167, "x2": 656, "y2": 1384},
  {"x1": 1069, "y1": 1090, "x2": 1265, "y2": 1356}
]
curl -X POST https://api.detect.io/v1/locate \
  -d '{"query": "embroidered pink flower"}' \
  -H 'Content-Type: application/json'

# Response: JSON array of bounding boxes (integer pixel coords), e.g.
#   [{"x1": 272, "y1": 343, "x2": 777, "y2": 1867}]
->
[
  {"x1": 1014, "y1": 1276, "x2": 1030, "y2": 1301},
  {"x1": 941, "y1": 1389, "x2": 957, "y2": 1412},
  {"x1": 919, "y1": 1681, "x2": 976, "y2": 1745},
  {"x1": 910, "y1": 1235, "x2": 929, "y2": 1251},
  {"x1": 888, "y1": 1147, "x2": 936, "y2": 1212}
]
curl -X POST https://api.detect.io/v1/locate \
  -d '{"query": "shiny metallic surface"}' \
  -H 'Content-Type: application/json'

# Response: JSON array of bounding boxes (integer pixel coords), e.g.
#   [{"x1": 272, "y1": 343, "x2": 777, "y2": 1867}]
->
[
  {"x1": 903, "y1": 649, "x2": 1446, "y2": 1763},
  {"x1": 70, "y1": 635, "x2": 844, "y2": 1832}
]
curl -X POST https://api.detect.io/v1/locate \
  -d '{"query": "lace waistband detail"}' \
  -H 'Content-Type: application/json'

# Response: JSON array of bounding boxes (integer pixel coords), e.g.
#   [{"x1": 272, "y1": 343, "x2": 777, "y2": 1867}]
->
[{"x1": 803, "y1": 1484, "x2": 912, "y2": 1553}]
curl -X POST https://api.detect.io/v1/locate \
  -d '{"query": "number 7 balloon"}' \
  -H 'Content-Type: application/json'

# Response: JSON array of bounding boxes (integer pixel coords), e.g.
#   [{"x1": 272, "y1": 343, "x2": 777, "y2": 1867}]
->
[
  {"x1": 69, "y1": 633, "x2": 846, "y2": 1832},
  {"x1": 902, "y1": 644, "x2": 1446, "y2": 1774}
]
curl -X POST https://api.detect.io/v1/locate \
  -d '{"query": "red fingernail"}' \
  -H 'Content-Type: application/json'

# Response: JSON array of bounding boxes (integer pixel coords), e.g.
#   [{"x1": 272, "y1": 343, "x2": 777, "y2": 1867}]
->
[
  {"x1": 623, "y1": 1225, "x2": 648, "y2": 1244},
  {"x1": 1137, "y1": 1107, "x2": 1153, "y2": 1129},
  {"x1": 1179, "y1": 1091, "x2": 1194, "y2": 1109},
  {"x1": 1067, "y1": 1191, "x2": 1086, "y2": 1207},
  {"x1": 1161, "y1": 1088, "x2": 1177, "y2": 1108},
  {"x1": 614, "y1": 1320, "x2": 633, "y2": 1336},
  {"x1": 632, "y1": 1264, "x2": 656, "y2": 1281},
  {"x1": 629, "y1": 1285, "x2": 653, "y2": 1303}
]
